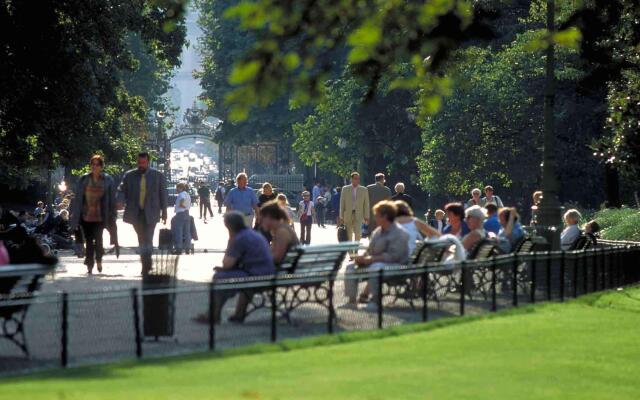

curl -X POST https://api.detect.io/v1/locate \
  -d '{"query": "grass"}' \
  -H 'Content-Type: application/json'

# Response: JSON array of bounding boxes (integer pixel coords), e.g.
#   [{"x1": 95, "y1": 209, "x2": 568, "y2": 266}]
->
[
  {"x1": 593, "y1": 207, "x2": 640, "y2": 241},
  {"x1": 2, "y1": 287, "x2": 640, "y2": 399}
]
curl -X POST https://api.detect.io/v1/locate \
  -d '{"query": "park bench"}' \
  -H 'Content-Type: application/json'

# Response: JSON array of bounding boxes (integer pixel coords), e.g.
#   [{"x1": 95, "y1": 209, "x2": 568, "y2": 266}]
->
[
  {"x1": 240, "y1": 242, "x2": 360, "y2": 322},
  {"x1": 570, "y1": 233, "x2": 597, "y2": 251},
  {"x1": 0, "y1": 263, "x2": 56, "y2": 356},
  {"x1": 381, "y1": 240, "x2": 451, "y2": 309}
]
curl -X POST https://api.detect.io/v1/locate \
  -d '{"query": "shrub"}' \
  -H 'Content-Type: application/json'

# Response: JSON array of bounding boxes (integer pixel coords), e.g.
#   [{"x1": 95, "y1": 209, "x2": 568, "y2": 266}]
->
[{"x1": 592, "y1": 208, "x2": 640, "y2": 241}]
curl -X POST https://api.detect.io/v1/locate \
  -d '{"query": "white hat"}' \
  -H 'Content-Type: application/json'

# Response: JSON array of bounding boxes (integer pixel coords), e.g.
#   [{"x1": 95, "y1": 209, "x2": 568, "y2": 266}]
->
[{"x1": 465, "y1": 205, "x2": 487, "y2": 221}]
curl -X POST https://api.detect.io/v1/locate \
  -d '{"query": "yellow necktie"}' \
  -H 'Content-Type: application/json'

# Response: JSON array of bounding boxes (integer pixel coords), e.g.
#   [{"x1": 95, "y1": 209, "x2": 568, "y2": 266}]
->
[{"x1": 139, "y1": 173, "x2": 146, "y2": 209}]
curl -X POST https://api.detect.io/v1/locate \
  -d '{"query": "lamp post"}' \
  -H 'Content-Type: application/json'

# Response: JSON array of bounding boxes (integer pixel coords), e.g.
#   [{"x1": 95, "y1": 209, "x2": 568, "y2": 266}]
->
[
  {"x1": 536, "y1": 0, "x2": 563, "y2": 249},
  {"x1": 156, "y1": 111, "x2": 170, "y2": 182}
]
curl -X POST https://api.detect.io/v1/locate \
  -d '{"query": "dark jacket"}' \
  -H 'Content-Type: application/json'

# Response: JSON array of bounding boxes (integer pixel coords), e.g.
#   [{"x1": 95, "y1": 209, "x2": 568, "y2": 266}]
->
[
  {"x1": 70, "y1": 173, "x2": 117, "y2": 230},
  {"x1": 391, "y1": 192, "x2": 414, "y2": 209},
  {"x1": 117, "y1": 168, "x2": 168, "y2": 225}
]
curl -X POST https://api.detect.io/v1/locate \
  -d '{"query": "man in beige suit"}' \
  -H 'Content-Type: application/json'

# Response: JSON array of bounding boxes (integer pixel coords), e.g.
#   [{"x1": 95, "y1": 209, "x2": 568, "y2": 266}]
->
[
  {"x1": 339, "y1": 172, "x2": 370, "y2": 243},
  {"x1": 366, "y1": 172, "x2": 392, "y2": 235}
]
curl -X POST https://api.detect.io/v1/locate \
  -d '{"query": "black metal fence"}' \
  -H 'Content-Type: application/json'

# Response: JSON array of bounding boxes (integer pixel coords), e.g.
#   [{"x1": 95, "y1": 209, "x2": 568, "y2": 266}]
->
[{"x1": 1, "y1": 242, "x2": 639, "y2": 376}]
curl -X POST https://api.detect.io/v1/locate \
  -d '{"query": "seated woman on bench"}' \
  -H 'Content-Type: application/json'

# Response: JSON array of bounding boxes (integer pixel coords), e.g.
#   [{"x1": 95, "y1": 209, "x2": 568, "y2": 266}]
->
[
  {"x1": 344, "y1": 200, "x2": 409, "y2": 309},
  {"x1": 210, "y1": 211, "x2": 275, "y2": 324},
  {"x1": 259, "y1": 201, "x2": 299, "y2": 266}
]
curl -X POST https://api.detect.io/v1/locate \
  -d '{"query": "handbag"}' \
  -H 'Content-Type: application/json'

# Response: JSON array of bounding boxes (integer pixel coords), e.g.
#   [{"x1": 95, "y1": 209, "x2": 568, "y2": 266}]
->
[
  {"x1": 300, "y1": 201, "x2": 311, "y2": 223},
  {"x1": 337, "y1": 224, "x2": 348, "y2": 242}
]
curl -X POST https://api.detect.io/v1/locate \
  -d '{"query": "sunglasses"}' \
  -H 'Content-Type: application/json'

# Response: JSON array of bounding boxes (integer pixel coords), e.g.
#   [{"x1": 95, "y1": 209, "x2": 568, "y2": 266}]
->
[{"x1": 90, "y1": 162, "x2": 102, "y2": 166}]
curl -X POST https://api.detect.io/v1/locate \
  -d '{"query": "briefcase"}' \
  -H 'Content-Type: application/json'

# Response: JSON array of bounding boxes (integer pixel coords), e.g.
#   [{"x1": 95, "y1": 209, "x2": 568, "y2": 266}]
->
[
  {"x1": 159, "y1": 228, "x2": 173, "y2": 250},
  {"x1": 337, "y1": 224, "x2": 348, "y2": 242}
]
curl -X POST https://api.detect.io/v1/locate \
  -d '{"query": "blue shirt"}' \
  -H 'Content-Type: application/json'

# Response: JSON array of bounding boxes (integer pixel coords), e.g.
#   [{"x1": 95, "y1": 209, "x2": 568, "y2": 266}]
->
[
  {"x1": 483, "y1": 215, "x2": 501, "y2": 235},
  {"x1": 443, "y1": 220, "x2": 470, "y2": 237},
  {"x1": 312, "y1": 185, "x2": 322, "y2": 202},
  {"x1": 224, "y1": 186, "x2": 258, "y2": 215},
  {"x1": 331, "y1": 192, "x2": 340, "y2": 211},
  {"x1": 498, "y1": 222, "x2": 525, "y2": 253},
  {"x1": 226, "y1": 228, "x2": 274, "y2": 275}
]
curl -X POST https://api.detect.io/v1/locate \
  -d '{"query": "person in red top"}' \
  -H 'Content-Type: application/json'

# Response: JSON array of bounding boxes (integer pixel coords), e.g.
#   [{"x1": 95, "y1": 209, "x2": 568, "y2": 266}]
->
[
  {"x1": 69, "y1": 155, "x2": 117, "y2": 274},
  {"x1": 297, "y1": 191, "x2": 315, "y2": 244}
]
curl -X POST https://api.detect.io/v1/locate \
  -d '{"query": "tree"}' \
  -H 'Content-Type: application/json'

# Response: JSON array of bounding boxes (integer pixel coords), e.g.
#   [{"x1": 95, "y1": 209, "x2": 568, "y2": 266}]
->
[
  {"x1": 0, "y1": 0, "x2": 187, "y2": 187},
  {"x1": 196, "y1": 0, "x2": 307, "y2": 148},
  {"x1": 219, "y1": 0, "x2": 498, "y2": 121},
  {"x1": 417, "y1": 1, "x2": 612, "y2": 209}
]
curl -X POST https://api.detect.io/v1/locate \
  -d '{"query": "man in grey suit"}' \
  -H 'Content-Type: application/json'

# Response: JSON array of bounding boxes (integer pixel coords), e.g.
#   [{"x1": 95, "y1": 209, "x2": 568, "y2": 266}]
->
[
  {"x1": 366, "y1": 173, "x2": 392, "y2": 235},
  {"x1": 118, "y1": 152, "x2": 168, "y2": 274}
]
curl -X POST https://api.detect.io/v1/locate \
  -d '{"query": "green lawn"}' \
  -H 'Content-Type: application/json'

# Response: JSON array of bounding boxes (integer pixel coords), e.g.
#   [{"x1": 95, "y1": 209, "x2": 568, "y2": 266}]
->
[{"x1": 2, "y1": 287, "x2": 640, "y2": 400}]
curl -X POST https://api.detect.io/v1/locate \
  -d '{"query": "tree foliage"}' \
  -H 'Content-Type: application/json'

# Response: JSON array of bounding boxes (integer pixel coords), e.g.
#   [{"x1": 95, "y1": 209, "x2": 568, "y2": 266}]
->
[
  {"x1": 0, "y1": 0, "x2": 186, "y2": 187},
  {"x1": 196, "y1": 0, "x2": 308, "y2": 147},
  {"x1": 292, "y1": 69, "x2": 422, "y2": 183},
  {"x1": 220, "y1": 0, "x2": 496, "y2": 121},
  {"x1": 417, "y1": 1, "x2": 615, "y2": 207}
]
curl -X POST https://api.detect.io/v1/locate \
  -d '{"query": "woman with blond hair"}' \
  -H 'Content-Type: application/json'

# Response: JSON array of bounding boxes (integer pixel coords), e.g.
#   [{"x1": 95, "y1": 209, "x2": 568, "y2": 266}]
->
[
  {"x1": 393, "y1": 201, "x2": 439, "y2": 256},
  {"x1": 276, "y1": 193, "x2": 295, "y2": 232},
  {"x1": 465, "y1": 188, "x2": 482, "y2": 209}
]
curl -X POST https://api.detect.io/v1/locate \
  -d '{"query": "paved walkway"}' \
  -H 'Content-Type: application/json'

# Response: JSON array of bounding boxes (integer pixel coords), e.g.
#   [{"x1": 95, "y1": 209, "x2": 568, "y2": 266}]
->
[
  {"x1": 3, "y1": 207, "x2": 491, "y2": 375},
  {"x1": 44, "y1": 206, "x2": 347, "y2": 294}
]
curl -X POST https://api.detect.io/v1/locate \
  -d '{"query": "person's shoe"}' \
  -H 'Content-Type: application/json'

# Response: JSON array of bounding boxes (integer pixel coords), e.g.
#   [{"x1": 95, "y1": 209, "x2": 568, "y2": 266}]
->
[
  {"x1": 339, "y1": 302, "x2": 358, "y2": 310},
  {"x1": 96, "y1": 262, "x2": 102, "y2": 273},
  {"x1": 357, "y1": 294, "x2": 370, "y2": 304},
  {"x1": 193, "y1": 313, "x2": 219, "y2": 325},
  {"x1": 364, "y1": 302, "x2": 378, "y2": 312},
  {"x1": 228, "y1": 314, "x2": 245, "y2": 324}
]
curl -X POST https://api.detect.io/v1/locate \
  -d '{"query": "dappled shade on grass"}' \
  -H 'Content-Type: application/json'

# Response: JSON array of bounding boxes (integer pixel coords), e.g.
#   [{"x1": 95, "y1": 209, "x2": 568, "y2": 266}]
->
[{"x1": 2, "y1": 287, "x2": 640, "y2": 400}]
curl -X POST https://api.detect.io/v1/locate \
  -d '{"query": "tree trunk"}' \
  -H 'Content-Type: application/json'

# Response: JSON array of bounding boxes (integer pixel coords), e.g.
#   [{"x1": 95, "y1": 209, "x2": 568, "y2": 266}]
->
[{"x1": 604, "y1": 164, "x2": 621, "y2": 208}]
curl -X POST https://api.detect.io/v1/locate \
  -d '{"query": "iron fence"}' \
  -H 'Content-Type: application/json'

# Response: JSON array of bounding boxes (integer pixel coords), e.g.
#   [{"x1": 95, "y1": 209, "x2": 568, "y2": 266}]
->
[{"x1": 1, "y1": 242, "x2": 639, "y2": 376}]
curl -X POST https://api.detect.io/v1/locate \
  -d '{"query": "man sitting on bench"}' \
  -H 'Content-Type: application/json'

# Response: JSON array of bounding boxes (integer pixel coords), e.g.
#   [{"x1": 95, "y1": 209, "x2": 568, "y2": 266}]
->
[
  {"x1": 210, "y1": 211, "x2": 275, "y2": 323},
  {"x1": 344, "y1": 200, "x2": 408, "y2": 310}
]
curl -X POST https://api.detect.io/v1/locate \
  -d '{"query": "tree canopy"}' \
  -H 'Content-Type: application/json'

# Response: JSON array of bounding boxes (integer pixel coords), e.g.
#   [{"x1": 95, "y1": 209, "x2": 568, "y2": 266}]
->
[{"x1": 0, "y1": 0, "x2": 186, "y2": 186}]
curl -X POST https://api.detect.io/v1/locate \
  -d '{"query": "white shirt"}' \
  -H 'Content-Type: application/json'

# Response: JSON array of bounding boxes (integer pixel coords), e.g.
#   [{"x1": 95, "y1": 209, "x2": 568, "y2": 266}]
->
[
  {"x1": 298, "y1": 200, "x2": 315, "y2": 216},
  {"x1": 561, "y1": 224, "x2": 581, "y2": 250},
  {"x1": 175, "y1": 191, "x2": 191, "y2": 213},
  {"x1": 436, "y1": 219, "x2": 444, "y2": 233}
]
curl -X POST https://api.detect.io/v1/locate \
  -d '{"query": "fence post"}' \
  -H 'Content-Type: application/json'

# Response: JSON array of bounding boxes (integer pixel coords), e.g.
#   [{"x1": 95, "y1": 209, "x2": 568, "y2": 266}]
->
[
  {"x1": 609, "y1": 248, "x2": 618, "y2": 289},
  {"x1": 604, "y1": 248, "x2": 609, "y2": 289},
  {"x1": 512, "y1": 255, "x2": 518, "y2": 307},
  {"x1": 546, "y1": 251, "x2": 552, "y2": 301},
  {"x1": 421, "y1": 270, "x2": 428, "y2": 322},
  {"x1": 208, "y1": 282, "x2": 215, "y2": 350},
  {"x1": 491, "y1": 257, "x2": 497, "y2": 312},
  {"x1": 615, "y1": 248, "x2": 621, "y2": 287},
  {"x1": 377, "y1": 269, "x2": 383, "y2": 329},
  {"x1": 270, "y1": 278, "x2": 277, "y2": 342},
  {"x1": 459, "y1": 262, "x2": 465, "y2": 316},
  {"x1": 573, "y1": 252, "x2": 579, "y2": 298},
  {"x1": 132, "y1": 288, "x2": 142, "y2": 358},
  {"x1": 530, "y1": 254, "x2": 537, "y2": 304},
  {"x1": 559, "y1": 252, "x2": 565, "y2": 302},
  {"x1": 327, "y1": 276, "x2": 335, "y2": 334},
  {"x1": 583, "y1": 249, "x2": 589, "y2": 294},
  {"x1": 61, "y1": 292, "x2": 68, "y2": 367},
  {"x1": 593, "y1": 248, "x2": 599, "y2": 292}
]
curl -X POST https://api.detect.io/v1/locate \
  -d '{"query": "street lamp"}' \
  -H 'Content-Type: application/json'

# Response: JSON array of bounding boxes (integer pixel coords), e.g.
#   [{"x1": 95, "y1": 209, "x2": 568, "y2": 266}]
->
[
  {"x1": 156, "y1": 111, "x2": 170, "y2": 182},
  {"x1": 536, "y1": 0, "x2": 563, "y2": 249}
]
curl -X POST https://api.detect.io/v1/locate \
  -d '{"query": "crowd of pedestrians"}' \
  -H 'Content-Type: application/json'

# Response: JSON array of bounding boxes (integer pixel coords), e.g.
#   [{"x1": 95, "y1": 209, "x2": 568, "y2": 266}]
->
[{"x1": 1, "y1": 151, "x2": 600, "y2": 287}]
